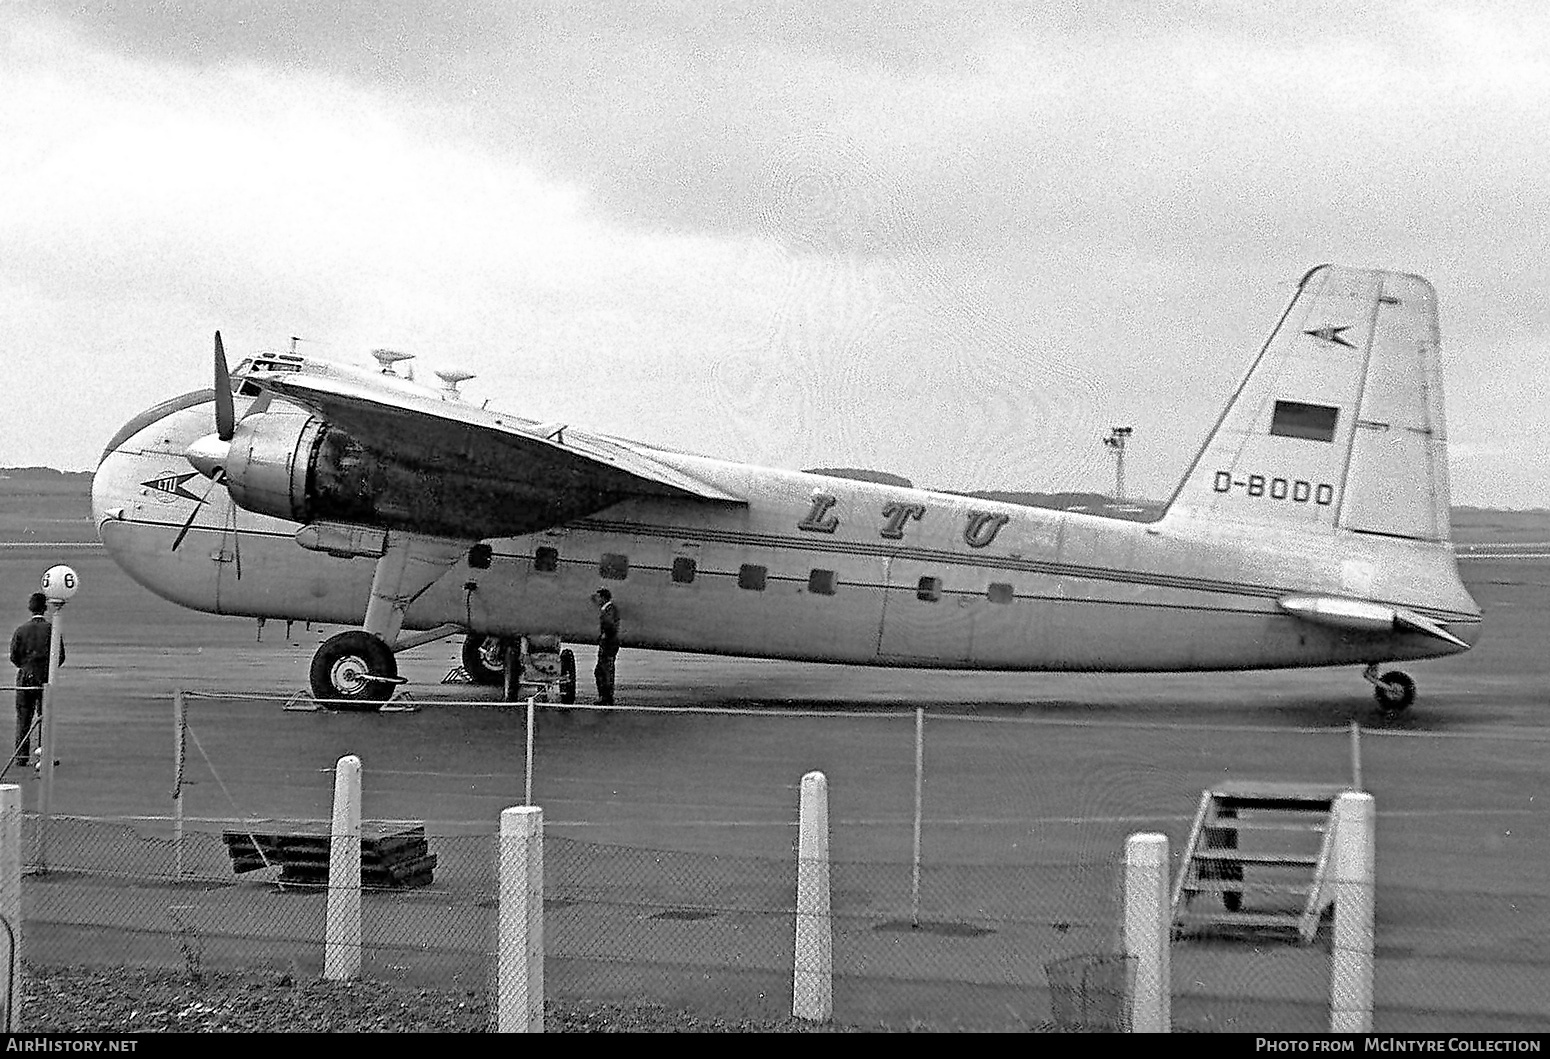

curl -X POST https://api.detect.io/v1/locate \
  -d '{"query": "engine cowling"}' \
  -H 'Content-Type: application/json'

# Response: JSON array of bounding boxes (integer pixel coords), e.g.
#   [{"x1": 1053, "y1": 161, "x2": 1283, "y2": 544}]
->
[
  {"x1": 218, "y1": 407, "x2": 325, "y2": 524},
  {"x1": 210, "y1": 405, "x2": 618, "y2": 539}
]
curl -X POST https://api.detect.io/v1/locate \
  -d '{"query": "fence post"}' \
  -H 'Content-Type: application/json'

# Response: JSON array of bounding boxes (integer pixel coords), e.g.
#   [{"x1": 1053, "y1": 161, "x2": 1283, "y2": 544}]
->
[
  {"x1": 0, "y1": 784, "x2": 20, "y2": 1030},
  {"x1": 37, "y1": 600, "x2": 66, "y2": 874},
  {"x1": 173, "y1": 690, "x2": 186, "y2": 879},
  {"x1": 1330, "y1": 791, "x2": 1375, "y2": 1032},
  {"x1": 324, "y1": 754, "x2": 362, "y2": 981},
  {"x1": 1124, "y1": 832, "x2": 1171, "y2": 1032},
  {"x1": 911, "y1": 707, "x2": 924, "y2": 927},
  {"x1": 793, "y1": 770, "x2": 832, "y2": 1022},
  {"x1": 498, "y1": 805, "x2": 544, "y2": 1032}
]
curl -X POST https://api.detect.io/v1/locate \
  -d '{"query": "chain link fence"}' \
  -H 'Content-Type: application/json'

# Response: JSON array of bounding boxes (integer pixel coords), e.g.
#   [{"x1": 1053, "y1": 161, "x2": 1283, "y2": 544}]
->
[{"x1": 10, "y1": 693, "x2": 1550, "y2": 1032}]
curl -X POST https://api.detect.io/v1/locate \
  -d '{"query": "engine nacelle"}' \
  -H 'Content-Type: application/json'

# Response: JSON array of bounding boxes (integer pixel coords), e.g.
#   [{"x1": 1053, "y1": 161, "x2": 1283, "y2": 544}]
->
[
  {"x1": 220, "y1": 407, "x2": 324, "y2": 524},
  {"x1": 218, "y1": 407, "x2": 617, "y2": 539}
]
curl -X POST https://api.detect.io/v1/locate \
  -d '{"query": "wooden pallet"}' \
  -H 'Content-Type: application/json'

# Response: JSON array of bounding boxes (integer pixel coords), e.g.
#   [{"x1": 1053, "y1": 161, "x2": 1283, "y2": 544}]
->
[{"x1": 221, "y1": 823, "x2": 437, "y2": 889}]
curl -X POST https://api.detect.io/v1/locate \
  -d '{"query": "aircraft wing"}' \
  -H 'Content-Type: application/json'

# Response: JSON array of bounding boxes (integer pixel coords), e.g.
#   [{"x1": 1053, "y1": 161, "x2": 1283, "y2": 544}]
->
[{"x1": 255, "y1": 372, "x2": 746, "y2": 507}]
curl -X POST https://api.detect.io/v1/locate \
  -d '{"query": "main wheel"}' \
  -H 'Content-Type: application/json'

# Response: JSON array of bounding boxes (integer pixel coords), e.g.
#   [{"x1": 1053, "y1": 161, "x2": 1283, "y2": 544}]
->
[
  {"x1": 461, "y1": 634, "x2": 509, "y2": 686},
  {"x1": 559, "y1": 649, "x2": 577, "y2": 705},
  {"x1": 1373, "y1": 670, "x2": 1417, "y2": 714},
  {"x1": 310, "y1": 631, "x2": 397, "y2": 709}
]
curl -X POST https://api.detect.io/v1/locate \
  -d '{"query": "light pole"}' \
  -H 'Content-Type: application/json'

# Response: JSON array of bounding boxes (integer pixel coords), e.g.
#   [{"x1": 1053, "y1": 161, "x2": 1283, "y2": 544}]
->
[{"x1": 1103, "y1": 426, "x2": 1133, "y2": 503}]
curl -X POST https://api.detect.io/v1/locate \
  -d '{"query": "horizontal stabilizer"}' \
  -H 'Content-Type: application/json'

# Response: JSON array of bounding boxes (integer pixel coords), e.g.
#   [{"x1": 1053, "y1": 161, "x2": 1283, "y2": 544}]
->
[{"x1": 1277, "y1": 594, "x2": 1470, "y2": 649}]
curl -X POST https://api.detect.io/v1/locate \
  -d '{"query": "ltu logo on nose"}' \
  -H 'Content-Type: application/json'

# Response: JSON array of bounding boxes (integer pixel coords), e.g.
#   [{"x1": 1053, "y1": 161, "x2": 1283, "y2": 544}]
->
[{"x1": 142, "y1": 472, "x2": 203, "y2": 503}]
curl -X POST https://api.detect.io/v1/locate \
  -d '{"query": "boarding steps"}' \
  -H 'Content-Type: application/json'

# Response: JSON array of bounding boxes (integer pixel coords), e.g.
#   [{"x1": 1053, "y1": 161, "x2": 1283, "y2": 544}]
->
[{"x1": 1171, "y1": 782, "x2": 1347, "y2": 944}]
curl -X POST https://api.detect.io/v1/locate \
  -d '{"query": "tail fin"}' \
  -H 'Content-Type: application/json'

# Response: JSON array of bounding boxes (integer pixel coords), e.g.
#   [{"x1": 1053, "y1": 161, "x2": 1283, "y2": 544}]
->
[{"x1": 1164, "y1": 265, "x2": 1452, "y2": 542}]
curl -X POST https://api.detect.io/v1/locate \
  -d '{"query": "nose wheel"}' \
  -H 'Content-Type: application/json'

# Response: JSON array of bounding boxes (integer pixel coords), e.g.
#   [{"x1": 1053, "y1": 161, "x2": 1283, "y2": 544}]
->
[
  {"x1": 310, "y1": 631, "x2": 402, "y2": 709},
  {"x1": 1363, "y1": 664, "x2": 1416, "y2": 715}
]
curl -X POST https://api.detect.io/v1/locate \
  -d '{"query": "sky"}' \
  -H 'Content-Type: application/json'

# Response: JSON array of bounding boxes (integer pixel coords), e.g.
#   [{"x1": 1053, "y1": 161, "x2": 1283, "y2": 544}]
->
[{"x1": 1, "y1": 2, "x2": 1547, "y2": 507}]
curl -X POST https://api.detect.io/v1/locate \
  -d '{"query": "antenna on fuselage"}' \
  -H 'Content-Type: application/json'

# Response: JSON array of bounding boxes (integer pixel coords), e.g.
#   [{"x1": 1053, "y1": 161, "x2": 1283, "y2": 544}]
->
[
  {"x1": 371, "y1": 348, "x2": 416, "y2": 377},
  {"x1": 1103, "y1": 426, "x2": 1133, "y2": 503},
  {"x1": 434, "y1": 368, "x2": 476, "y2": 401}
]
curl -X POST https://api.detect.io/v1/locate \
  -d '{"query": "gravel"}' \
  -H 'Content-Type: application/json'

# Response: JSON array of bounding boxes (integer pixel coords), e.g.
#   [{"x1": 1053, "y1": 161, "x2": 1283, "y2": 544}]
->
[{"x1": 19, "y1": 965, "x2": 843, "y2": 1033}]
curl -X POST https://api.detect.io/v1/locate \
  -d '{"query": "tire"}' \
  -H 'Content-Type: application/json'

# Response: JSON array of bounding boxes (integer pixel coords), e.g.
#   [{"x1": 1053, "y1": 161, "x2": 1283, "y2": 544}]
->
[
  {"x1": 461, "y1": 634, "x2": 509, "y2": 686},
  {"x1": 1373, "y1": 670, "x2": 1417, "y2": 714},
  {"x1": 310, "y1": 631, "x2": 397, "y2": 709},
  {"x1": 559, "y1": 649, "x2": 577, "y2": 705}
]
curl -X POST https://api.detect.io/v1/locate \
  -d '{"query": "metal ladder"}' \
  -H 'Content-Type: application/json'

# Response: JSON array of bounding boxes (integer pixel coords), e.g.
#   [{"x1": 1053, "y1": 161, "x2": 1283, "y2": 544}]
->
[{"x1": 1171, "y1": 782, "x2": 1347, "y2": 943}]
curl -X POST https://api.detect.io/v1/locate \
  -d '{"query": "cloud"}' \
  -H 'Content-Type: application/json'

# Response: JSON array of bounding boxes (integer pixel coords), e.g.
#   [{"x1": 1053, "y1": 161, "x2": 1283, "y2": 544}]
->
[{"x1": 4, "y1": 4, "x2": 1550, "y2": 506}]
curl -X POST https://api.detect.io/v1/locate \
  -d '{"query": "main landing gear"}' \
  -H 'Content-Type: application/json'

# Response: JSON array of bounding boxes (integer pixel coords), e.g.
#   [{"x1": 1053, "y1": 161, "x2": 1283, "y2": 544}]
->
[
  {"x1": 310, "y1": 631, "x2": 402, "y2": 708},
  {"x1": 461, "y1": 633, "x2": 508, "y2": 686},
  {"x1": 308, "y1": 532, "x2": 467, "y2": 709},
  {"x1": 1363, "y1": 663, "x2": 1417, "y2": 715},
  {"x1": 461, "y1": 633, "x2": 577, "y2": 705}
]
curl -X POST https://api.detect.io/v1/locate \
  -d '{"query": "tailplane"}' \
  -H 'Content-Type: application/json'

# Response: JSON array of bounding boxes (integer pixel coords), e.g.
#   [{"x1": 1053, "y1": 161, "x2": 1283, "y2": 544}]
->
[{"x1": 1164, "y1": 265, "x2": 1452, "y2": 542}]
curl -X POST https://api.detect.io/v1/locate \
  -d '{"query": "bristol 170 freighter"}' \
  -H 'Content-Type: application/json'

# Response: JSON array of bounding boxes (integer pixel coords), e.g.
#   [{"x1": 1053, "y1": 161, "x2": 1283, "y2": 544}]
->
[{"x1": 92, "y1": 265, "x2": 1480, "y2": 711}]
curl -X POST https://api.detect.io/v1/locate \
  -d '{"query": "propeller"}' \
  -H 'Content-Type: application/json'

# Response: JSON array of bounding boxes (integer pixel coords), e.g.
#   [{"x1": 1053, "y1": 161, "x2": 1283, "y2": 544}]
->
[
  {"x1": 170, "y1": 473, "x2": 223, "y2": 552},
  {"x1": 214, "y1": 331, "x2": 235, "y2": 441},
  {"x1": 172, "y1": 331, "x2": 250, "y2": 578}
]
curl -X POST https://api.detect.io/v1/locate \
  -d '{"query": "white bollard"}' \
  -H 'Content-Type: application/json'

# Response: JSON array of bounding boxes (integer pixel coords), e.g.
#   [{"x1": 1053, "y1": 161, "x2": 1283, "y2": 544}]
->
[
  {"x1": 1123, "y1": 832, "x2": 1171, "y2": 1032},
  {"x1": 1330, "y1": 791, "x2": 1375, "y2": 1032},
  {"x1": 498, "y1": 805, "x2": 544, "y2": 1032},
  {"x1": 793, "y1": 770, "x2": 833, "y2": 1022},
  {"x1": 0, "y1": 784, "x2": 20, "y2": 1030},
  {"x1": 324, "y1": 754, "x2": 362, "y2": 981}
]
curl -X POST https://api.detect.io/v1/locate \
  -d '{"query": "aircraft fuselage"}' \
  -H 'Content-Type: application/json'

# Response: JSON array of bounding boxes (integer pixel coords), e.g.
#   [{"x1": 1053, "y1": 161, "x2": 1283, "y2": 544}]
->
[{"x1": 92, "y1": 394, "x2": 1480, "y2": 673}]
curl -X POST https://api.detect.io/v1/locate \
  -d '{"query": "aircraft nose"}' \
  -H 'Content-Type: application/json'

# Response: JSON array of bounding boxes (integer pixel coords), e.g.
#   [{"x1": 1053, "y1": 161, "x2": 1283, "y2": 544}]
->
[{"x1": 186, "y1": 432, "x2": 232, "y2": 481}]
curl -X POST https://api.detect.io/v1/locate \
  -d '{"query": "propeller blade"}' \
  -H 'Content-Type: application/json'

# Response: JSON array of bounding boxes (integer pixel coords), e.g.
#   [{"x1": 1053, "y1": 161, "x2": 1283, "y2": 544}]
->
[
  {"x1": 214, "y1": 331, "x2": 235, "y2": 441},
  {"x1": 171, "y1": 475, "x2": 221, "y2": 552}
]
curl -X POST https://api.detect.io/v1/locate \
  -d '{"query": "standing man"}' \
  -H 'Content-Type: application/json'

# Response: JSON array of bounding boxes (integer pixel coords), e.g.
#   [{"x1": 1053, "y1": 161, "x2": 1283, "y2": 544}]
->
[
  {"x1": 11, "y1": 591, "x2": 62, "y2": 767},
  {"x1": 591, "y1": 587, "x2": 619, "y2": 706}
]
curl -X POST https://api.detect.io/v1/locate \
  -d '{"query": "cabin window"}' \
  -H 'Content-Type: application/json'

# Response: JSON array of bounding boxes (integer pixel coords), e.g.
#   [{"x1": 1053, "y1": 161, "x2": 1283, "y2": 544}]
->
[
  {"x1": 987, "y1": 582, "x2": 1014, "y2": 604},
  {"x1": 600, "y1": 553, "x2": 629, "y2": 580},
  {"x1": 739, "y1": 564, "x2": 767, "y2": 591},
  {"x1": 808, "y1": 569, "x2": 837, "y2": 595},
  {"x1": 671, "y1": 557, "x2": 697, "y2": 584},
  {"x1": 533, "y1": 546, "x2": 559, "y2": 573},
  {"x1": 1270, "y1": 400, "x2": 1339, "y2": 442},
  {"x1": 917, "y1": 576, "x2": 942, "y2": 602}
]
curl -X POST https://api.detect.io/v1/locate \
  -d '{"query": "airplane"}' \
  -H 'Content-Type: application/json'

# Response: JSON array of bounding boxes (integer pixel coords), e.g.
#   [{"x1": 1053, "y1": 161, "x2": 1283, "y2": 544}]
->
[{"x1": 91, "y1": 264, "x2": 1482, "y2": 713}]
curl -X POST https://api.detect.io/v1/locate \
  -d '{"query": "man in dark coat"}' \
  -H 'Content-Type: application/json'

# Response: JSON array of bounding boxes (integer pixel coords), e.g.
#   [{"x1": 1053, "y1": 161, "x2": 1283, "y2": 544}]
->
[
  {"x1": 11, "y1": 592, "x2": 62, "y2": 766},
  {"x1": 591, "y1": 587, "x2": 619, "y2": 705}
]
